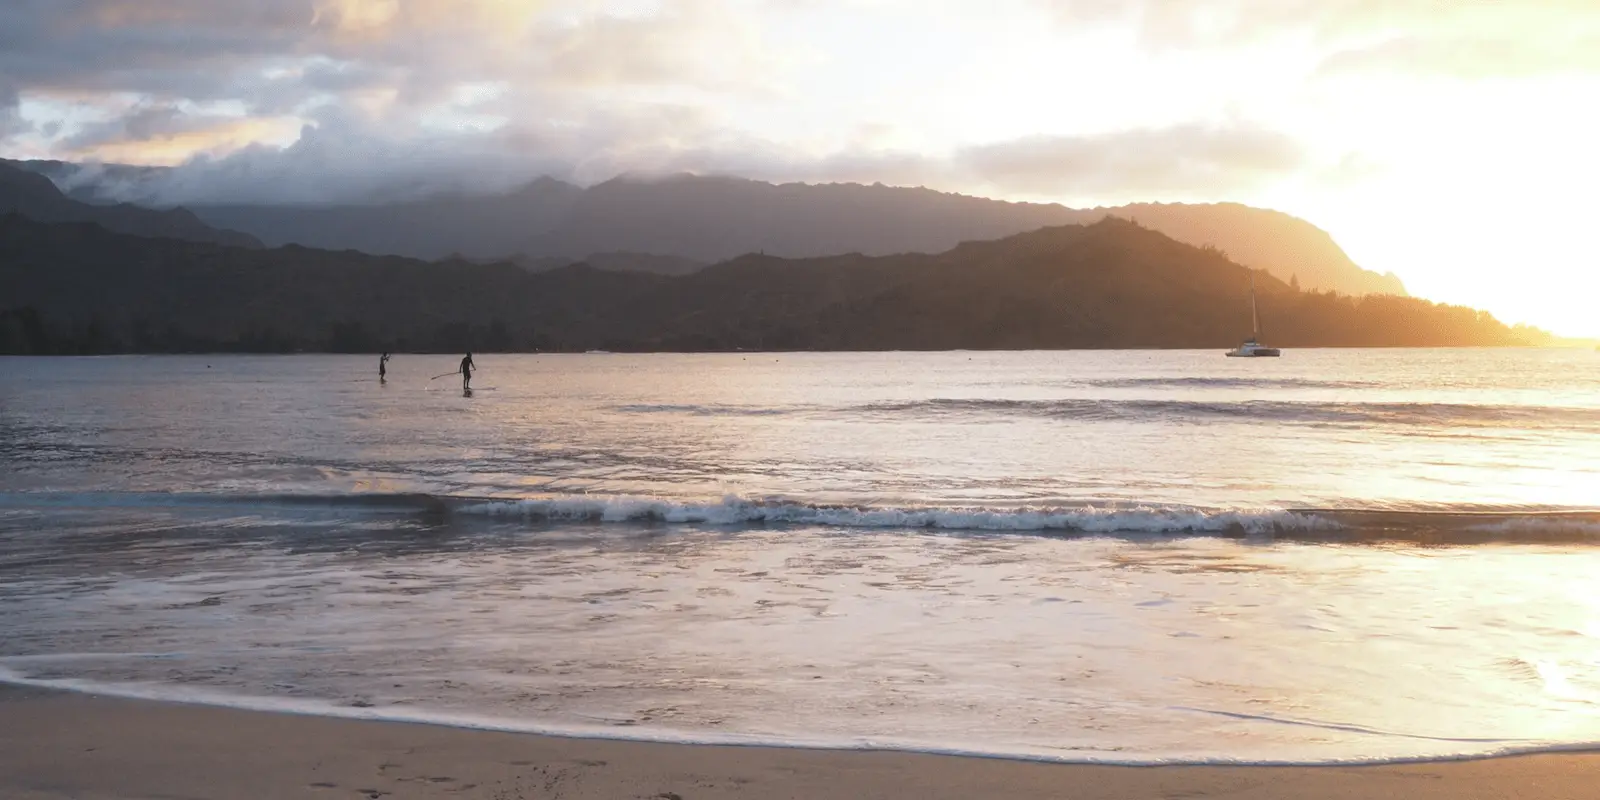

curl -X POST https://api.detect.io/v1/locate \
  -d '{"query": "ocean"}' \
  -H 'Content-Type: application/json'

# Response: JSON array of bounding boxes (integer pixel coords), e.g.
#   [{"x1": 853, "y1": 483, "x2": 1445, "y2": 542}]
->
[{"x1": 3, "y1": 349, "x2": 1599, "y2": 764}]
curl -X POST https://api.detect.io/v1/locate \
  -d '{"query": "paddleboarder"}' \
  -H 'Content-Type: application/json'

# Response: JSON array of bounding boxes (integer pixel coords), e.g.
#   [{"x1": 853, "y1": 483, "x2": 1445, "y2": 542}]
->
[
  {"x1": 460, "y1": 352, "x2": 475, "y2": 391},
  {"x1": 379, "y1": 352, "x2": 390, "y2": 382}
]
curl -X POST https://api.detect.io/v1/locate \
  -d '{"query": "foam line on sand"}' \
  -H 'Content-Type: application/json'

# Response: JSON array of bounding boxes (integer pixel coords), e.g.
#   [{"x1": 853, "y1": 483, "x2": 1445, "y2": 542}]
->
[{"x1": 3, "y1": 686, "x2": 1600, "y2": 800}]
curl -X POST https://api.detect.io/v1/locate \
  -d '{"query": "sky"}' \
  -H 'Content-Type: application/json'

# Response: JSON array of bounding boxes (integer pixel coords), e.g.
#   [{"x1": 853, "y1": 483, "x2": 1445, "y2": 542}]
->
[{"x1": 2, "y1": 0, "x2": 1598, "y2": 335}]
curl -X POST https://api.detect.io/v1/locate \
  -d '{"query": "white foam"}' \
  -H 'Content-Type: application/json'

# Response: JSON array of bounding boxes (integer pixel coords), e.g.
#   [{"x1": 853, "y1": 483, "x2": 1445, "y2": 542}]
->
[
  {"x1": 456, "y1": 494, "x2": 1341, "y2": 535},
  {"x1": 1463, "y1": 519, "x2": 1600, "y2": 537},
  {"x1": 3, "y1": 666, "x2": 1596, "y2": 767}
]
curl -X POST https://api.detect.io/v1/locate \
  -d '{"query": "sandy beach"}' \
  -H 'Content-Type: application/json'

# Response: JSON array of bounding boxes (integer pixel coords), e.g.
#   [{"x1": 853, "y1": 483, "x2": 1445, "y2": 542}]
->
[{"x1": 0, "y1": 686, "x2": 1594, "y2": 800}]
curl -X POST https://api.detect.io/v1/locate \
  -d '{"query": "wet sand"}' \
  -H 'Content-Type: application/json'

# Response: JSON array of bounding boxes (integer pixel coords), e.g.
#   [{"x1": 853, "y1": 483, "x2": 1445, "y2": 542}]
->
[{"x1": 2, "y1": 685, "x2": 1597, "y2": 799}]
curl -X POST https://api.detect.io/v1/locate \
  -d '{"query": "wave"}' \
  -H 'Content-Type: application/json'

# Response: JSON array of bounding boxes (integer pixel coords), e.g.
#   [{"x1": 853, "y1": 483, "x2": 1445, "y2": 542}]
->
[
  {"x1": 0, "y1": 490, "x2": 448, "y2": 513},
  {"x1": 454, "y1": 496, "x2": 1600, "y2": 541},
  {"x1": 7, "y1": 491, "x2": 1600, "y2": 542},
  {"x1": 2, "y1": 666, "x2": 1597, "y2": 766},
  {"x1": 456, "y1": 495, "x2": 1338, "y2": 534},
  {"x1": 856, "y1": 398, "x2": 1600, "y2": 430},
  {"x1": 611, "y1": 403, "x2": 800, "y2": 416},
  {"x1": 1085, "y1": 377, "x2": 1378, "y2": 390},
  {"x1": 606, "y1": 397, "x2": 1600, "y2": 430}
]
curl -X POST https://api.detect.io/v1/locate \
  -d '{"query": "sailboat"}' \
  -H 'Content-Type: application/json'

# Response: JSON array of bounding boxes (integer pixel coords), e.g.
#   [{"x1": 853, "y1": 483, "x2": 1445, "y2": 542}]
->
[{"x1": 1225, "y1": 272, "x2": 1281, "y2": 357}]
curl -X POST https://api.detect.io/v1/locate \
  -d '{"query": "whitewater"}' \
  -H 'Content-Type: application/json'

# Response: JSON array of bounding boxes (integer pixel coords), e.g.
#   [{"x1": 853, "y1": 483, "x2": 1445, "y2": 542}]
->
[{"x1": 3, "y1": 349, "x2": 1600, "y2": 764}]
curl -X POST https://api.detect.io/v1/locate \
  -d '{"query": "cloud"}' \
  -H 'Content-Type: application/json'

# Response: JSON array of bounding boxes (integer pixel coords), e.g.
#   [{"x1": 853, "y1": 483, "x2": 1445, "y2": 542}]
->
[
  {"x1": 0, "y1": 0, "x2": 812, "y2": 201},
  {"x1": 0, "y1": 0, "x2": 1387, "y2": 206},
  {"x1": 0, "y1": 1, "x2": 779, "y2": 112},
  {"x1": 60, "y1": 102, "x2": 226, "y2": 151},
  {"x1": 1318, "y1": 35, "x2": 1600, "y2": 79},
  {"x1": 81, "y1": 117, "x2": 550, "y2": 205},
  {"x1": 1044, "y1": 0, "x2": 1600, "y2": 77},
  {"x1": 0, "y1": 81, "x2": 30, "y2": 140},
  {"x1": 32, "y1": 110, "x2": 1314, "y2": 207},
  {"x1": 0, "y1": 1, "x2": 320, "y2": 98},
  {"x1": 42, "y1": 98, "x2": 744, "y2": 205},
  {"x1": 952, "y1": 123, "x2": 1306, "y2": 198},
  {"x1": 532, "y1": 3, "x2": 783, "y2": 93},
  {"x1": 586, "y1": 121, "x2": 1314, "y2": 201}
]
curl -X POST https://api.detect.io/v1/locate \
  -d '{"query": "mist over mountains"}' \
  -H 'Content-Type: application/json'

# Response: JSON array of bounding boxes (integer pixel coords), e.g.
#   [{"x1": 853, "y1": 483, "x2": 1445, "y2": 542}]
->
[
  {"x1": 5, "y1": 159, "x2": 1403, "y2": 297},
  {"x1": 0, "y1": 161, "x2": 260, "y2": 248}
]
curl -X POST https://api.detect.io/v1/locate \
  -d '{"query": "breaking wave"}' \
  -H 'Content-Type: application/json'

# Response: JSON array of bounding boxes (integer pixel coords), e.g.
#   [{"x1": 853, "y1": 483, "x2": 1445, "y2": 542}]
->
[
  {"x1": 7, "y1": 491, "x2": 1600, "y2": 542},
  {"x1": 455, "y1": 495, "x2": 1337, "y2": 534}
]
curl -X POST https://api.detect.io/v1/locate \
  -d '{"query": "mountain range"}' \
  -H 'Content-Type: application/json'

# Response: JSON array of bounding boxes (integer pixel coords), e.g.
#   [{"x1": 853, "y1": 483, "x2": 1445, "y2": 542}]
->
[
  {"x1": 4, "y1": 159, "x2": 1404, "y2": 296},
  {"x1": 1, "y1": 213, "x2": 1531, "y2": 355},
  {"x1": 0, "y1": 161, "x2": 260, "y2": 248}
]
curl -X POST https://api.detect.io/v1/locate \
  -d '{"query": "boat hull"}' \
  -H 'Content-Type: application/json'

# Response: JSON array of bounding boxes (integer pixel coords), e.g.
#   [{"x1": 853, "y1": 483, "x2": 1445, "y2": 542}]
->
[{"x1": 1226, "y1": 348, "x2": 1281, "y2": 357}]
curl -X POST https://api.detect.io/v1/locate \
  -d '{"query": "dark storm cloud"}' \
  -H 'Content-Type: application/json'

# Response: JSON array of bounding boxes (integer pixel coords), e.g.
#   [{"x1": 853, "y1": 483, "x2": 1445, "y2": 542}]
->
[
  {"x1": 0, "y1": 80, "x2": 30, "y2": 138},
  {"x1": 0, "y1": 0, "x2": 318, "y2": 98}
]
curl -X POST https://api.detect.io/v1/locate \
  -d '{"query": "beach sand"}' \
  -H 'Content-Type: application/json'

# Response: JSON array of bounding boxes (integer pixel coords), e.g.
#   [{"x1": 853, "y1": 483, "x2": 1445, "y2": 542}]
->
[{"x1": 2, "y1": 685, "x2": 1596, "y2": 799}]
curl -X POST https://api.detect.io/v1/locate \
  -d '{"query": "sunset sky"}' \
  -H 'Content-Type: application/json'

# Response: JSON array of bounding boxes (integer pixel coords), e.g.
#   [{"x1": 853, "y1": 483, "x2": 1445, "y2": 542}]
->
[{"x1": 2, "y1": 0, "x2": 1597, "y2": 335}]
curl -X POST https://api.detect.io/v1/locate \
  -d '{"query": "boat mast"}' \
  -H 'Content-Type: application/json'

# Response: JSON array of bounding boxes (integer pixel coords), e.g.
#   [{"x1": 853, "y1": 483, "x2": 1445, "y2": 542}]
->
[{"x1": 1250, "y1": 272, "x2": 1261, "y2": 340}]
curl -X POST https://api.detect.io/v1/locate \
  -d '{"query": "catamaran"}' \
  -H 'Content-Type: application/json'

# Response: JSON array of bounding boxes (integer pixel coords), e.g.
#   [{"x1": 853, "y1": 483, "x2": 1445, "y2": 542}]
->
[{"x1": 1225, "y1": 272, "x2": 1281, "y2": 357}]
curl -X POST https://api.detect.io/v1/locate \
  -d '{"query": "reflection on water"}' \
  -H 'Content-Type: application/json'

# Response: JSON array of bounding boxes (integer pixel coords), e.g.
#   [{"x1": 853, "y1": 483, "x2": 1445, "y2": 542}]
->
[
  {"x1": 2, "y1": 350, "x2": 1599, "y2": 763},
  {"x1": 1, "y1": 349, "x2": 1599, "y2": 509},
  {"x1": 2, "y1": 506, "x2": 1600, "y2": 763}
]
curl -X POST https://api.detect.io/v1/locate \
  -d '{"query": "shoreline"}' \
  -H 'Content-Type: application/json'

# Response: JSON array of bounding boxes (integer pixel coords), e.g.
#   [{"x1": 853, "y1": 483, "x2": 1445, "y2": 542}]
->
[
  {"x1": 5, "y1": 673, "x2": 1600, "y2": 769},
  {"x1": 0, "y1": 345, "x2": 1575, "y2": 356},
  {"x1": 4, "y1": 686, "x2": 1600, "y2": 800}
]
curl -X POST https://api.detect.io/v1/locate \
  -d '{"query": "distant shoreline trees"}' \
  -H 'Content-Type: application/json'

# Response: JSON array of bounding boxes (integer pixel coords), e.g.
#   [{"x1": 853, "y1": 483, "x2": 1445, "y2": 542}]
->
[{"x1": 0, "y1": 215, "x2": 1548, "y2": 355}]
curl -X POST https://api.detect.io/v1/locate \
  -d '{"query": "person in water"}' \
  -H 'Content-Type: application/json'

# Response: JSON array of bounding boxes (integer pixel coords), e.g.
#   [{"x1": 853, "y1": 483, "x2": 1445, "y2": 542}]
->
[
  {"x1": 460, "y1": 352, "x2": 475, "y2": 391},
  {"x1": 379, "y1": 352, "x2": 390, "y2": 382}
]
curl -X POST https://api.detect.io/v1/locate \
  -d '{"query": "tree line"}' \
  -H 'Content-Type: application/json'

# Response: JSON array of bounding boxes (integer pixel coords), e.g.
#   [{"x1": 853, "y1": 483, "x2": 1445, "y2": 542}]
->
[{"x1": 0, "y1": 214, "x2": 1546, "y2": 355}]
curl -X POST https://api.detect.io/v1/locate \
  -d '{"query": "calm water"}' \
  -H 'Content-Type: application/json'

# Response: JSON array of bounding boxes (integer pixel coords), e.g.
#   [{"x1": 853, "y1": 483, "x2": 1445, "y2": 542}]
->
[{"x1": 2, "y1": 350, "x2": 1599, "y2": 763}]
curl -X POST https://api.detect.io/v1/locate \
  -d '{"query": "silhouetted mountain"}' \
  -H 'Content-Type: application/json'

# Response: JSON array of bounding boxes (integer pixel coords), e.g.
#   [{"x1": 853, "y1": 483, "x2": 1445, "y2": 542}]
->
[
  {"x1": 515, "y1": 251, "x2": 706, "y2": 276},
  {"x1": 523, "y1": 175, "x2": 1406, "y2": 296},
  {"x1": 1095, "y1": 202, "x2": 1405, "y2": 296},
  {"x1": 192, "y1": 177, "x2": 581, "y2": 260},
  {"x1": 0, "y1": 161, "x2": 260, "y2": 248},
  {"x1": 19, "y1": 162, "x2": 1398, "y2": 296},
  {"x1": 518, "y1": 174, "x2": 1064, "y2": 260},
  {"x1": 1, "y1": 214, "x2": 1532, "y2": 355}
]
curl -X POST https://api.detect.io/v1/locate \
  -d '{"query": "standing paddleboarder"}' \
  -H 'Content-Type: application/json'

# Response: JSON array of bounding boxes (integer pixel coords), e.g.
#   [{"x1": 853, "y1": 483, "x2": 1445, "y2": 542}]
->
[
  {"x1": 379, "y1": 352, "x2": 390, "y2": 382},
  {"x1": 460, "y1": 352, "x2": 475, "y2": 391}
]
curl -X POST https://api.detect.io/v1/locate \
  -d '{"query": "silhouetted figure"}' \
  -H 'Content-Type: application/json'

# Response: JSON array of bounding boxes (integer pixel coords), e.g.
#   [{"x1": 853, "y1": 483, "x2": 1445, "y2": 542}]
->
[
  {"x1": 379, "y1": 352, "x2": 390, "y2": 382},
  {"x1": 460, "y1": 353, "x2": 475, "y2": 391}
]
